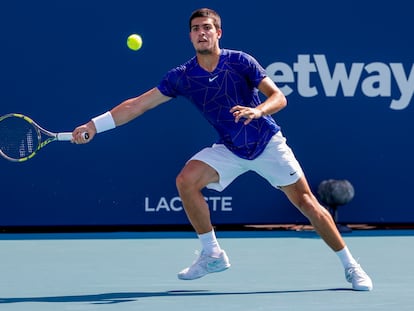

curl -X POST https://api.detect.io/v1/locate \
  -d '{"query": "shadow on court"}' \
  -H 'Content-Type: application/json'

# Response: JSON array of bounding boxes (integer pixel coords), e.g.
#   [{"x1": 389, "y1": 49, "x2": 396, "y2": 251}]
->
[{"x1": 0, "y1": 288, "x2": 354, "y2": 305}]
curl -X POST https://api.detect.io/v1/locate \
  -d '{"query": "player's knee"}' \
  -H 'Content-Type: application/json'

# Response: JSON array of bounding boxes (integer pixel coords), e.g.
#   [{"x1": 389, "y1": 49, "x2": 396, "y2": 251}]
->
[
  {"x1": 295, "y1": 194, "x2": 324, "y2": 219},
  {"x1": 175, "y1": 172, "x2": 186, "y2": 191},
  {"x1": 176, "y1": 170, "x2": 196, "y2": 193}
]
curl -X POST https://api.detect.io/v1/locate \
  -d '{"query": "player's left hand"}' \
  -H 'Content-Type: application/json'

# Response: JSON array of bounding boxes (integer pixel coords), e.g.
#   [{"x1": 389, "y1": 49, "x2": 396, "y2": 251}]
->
[{"x1": 230, "y1": 105, "x2": 264, "y2": 125}]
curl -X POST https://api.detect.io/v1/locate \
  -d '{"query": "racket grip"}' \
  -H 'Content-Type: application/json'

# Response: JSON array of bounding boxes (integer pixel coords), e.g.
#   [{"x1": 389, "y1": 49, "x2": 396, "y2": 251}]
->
[
  {"x1": 57, "y1": 132, "x2": 74, "y2": 141},
  {"x1": 57, "y1": 132, "x2": 89, "y2": 141}
]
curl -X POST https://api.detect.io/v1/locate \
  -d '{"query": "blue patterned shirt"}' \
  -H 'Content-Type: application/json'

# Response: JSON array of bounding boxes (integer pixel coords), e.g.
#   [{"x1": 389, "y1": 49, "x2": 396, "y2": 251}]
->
[{"x1": 157, "y1": 49, "x2": 280, "y2": 160}]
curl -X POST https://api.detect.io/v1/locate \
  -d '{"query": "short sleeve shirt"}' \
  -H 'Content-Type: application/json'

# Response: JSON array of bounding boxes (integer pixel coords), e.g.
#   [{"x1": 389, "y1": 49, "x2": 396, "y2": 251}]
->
[{"x1": 157, "y1": 49, "x2": 280, "y2": 160}]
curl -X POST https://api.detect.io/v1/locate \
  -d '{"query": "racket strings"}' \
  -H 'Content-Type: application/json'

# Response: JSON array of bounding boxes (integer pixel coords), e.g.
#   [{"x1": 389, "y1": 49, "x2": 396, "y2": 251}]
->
[{"x1": 0, "y1": 117, "x2": 40, "y2": 160}]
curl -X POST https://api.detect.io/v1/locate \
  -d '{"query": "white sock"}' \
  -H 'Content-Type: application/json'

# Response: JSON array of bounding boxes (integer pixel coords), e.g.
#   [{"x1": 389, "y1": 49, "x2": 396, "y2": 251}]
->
[
  {"x1": 336, "y1": 246, "x2": 358, "y2": 268},
  {"x1": 198, "y1": 230, "x2": 222, "y2": 257}
]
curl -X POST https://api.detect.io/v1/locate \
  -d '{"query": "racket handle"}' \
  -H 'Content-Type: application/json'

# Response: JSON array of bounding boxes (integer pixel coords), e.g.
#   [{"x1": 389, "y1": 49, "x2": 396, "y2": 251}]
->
[
  {"x1": 57, "y1": 132, "x2": 89, "y2": 141},
  {"x1": 57, "y1": 132, "x2": 74, "y2": 141}
]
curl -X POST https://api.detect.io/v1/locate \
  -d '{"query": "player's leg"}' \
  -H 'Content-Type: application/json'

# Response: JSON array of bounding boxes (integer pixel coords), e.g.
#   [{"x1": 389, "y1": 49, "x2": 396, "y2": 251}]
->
[
  {"x1": 281, "y1": 176, "x2": 373, "y2": 290},
  {"x1": 253, "y1": 132, "x2": 373, "y2": 290},
  {"x1": 281, "y1": 176, "x2": 345, "y2": 251},
  {"x1": 176, "y1": 159, "x2": 218, "y2": 235},
  {"x1": 175, "y1": 159, "x2": 231, "y2": 280},
  {"x1": 176, "y1": 143, "x2": 245, "y2": 237}
]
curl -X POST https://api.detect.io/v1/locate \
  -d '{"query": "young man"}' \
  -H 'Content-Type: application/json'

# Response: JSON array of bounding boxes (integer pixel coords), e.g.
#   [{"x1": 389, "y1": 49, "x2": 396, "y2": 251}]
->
[{"x1": 72, "y1": 8, "x2": 373, "y2": 291}]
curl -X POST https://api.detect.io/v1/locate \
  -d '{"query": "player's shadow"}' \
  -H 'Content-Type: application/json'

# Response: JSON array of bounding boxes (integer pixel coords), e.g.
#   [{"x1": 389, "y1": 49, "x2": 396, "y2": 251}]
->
[{"x1": 0, "y1": 288, "x2": 353, "y2": 305}]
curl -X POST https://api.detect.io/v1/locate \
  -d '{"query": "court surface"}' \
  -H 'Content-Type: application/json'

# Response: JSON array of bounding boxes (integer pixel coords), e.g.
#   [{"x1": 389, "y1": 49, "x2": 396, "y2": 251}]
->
[{"x1": 0, "y1": 229, "x2": 413, "y2": 311}]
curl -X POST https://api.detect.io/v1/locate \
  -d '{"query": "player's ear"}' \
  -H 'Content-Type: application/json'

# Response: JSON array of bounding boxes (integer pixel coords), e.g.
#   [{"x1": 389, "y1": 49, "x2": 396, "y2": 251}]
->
[{"x1": 217, "y1": 28, "x2": 222, "y2": 39}]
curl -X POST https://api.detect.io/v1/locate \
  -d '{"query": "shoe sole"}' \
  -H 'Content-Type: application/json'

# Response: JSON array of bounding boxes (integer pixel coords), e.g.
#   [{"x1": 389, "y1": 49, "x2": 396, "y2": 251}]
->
[
  {"x1": 352, "y1": 284, "x2": 373, "y2": 291},
  {"x1": 178, "y1": 264, "x2": 231, "y2": 280}
]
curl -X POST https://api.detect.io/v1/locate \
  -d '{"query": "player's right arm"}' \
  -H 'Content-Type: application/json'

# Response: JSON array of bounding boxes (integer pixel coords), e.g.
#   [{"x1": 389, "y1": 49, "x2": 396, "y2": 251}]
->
[
  {"x1": 72, "y1": 87, "x2": 171, "y2": 143},
  {"x1": 110, "y1": 87, "x2": 171, "y2": 126}
]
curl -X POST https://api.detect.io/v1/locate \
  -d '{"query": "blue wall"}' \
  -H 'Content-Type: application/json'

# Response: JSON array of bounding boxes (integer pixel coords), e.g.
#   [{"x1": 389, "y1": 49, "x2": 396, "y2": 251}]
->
[{"x1": 1, "y1": 0, "x2": 413, "y2": 227}]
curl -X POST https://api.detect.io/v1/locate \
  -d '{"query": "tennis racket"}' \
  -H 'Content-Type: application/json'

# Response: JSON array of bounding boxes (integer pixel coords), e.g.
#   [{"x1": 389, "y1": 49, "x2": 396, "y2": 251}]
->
[{"x1": 0, "y1": 113, "x2": 88, "y2": 162}]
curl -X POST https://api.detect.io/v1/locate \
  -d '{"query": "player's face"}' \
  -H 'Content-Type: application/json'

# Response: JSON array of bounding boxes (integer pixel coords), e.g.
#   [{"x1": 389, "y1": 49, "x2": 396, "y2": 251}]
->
[{"x1": 190, "y1": 17, "x2": 221, "y2": 55}]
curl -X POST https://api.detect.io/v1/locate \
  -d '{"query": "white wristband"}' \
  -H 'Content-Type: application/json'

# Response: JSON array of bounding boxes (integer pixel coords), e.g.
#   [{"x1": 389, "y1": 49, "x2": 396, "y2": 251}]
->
[{"x1": 91, "y1": 111, "x2": 116, "y2": 133}]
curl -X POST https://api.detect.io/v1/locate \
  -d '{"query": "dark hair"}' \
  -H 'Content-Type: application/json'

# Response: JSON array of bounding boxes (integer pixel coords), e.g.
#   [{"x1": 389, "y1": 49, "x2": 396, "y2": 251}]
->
[{"x1": 189, "y1": 8, "x2": 221, "y2": 30}]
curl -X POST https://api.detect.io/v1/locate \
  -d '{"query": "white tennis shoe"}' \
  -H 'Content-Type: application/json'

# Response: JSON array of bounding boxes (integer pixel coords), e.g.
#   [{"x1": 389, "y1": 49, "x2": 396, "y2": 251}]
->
[
  {"x1": 178, "y1": 250, "x2": 231, "y2": 280},
  {"x1": 345, "y1": 263, "x2": 373, "y2": 291}
]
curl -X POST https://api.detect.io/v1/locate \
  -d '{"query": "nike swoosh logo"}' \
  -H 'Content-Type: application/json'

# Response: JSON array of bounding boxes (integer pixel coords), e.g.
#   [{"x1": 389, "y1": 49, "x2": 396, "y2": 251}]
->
[
  {"x1": 209, "y1": 75, "x2": 218, "y2": 82},
  {"x1": 289, "y1": 171, "x2": 297, "y2": 176},
  {"x1": 207, "y1": 260, "x2": 223, "y2": 271}
]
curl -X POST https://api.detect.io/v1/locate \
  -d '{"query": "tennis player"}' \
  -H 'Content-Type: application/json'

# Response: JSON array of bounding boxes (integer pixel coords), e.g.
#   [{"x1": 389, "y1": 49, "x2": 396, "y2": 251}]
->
[{"x1": 72, "y1": 8, "x2": 373, "y2": 291}]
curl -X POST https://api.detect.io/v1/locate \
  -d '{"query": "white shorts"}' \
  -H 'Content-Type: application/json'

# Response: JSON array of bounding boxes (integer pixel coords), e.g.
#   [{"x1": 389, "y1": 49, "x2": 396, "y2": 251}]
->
[{"x1": 189, "y1": 131, "x2": 303, "y2": 191}]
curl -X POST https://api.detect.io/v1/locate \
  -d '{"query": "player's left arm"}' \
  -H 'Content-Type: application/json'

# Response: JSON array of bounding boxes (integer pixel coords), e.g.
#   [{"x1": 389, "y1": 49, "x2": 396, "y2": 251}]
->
[{"x1": 230, "y1": 76, "x2": 287, "y2": 125}]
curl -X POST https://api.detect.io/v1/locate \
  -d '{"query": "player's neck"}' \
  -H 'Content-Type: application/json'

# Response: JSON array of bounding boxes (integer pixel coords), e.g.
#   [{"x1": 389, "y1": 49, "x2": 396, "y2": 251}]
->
[{"x1": 196, "y1": 48, "x2": 221, "y2": 72}]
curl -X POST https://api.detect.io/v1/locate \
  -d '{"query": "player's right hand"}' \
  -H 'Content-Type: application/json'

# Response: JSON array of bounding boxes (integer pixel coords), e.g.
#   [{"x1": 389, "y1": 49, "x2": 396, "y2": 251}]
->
[{"x1": 72, "y1": 121, "x2": 96, "y2": 144}]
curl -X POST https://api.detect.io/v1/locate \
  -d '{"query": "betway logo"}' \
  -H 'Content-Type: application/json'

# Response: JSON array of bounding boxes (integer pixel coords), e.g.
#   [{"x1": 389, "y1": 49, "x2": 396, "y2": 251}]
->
[{"x1": 265, "y1": 54, "x2": 414, "y2": 110}]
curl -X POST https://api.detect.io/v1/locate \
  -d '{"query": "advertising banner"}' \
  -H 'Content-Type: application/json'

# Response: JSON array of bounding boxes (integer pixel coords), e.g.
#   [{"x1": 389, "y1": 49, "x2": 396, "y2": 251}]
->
[{"x1": 1, "y1": 1, "x2": 412, "y2": 227}]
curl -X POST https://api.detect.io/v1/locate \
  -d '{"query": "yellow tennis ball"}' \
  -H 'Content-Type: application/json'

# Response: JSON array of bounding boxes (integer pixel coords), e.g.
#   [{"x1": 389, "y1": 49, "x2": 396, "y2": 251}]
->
[{"x1": 127, "y1": 34, "x2": 142, "y2": 51}]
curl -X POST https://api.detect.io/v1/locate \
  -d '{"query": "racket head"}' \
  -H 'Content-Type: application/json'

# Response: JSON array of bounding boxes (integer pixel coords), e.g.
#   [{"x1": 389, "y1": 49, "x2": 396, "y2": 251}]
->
[{"x1": 0, "y1": 113, "x2": 45, "y2": 162}]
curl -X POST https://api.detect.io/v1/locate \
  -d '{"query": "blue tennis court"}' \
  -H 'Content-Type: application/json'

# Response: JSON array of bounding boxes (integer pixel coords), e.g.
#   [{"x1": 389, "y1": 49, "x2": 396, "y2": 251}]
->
[{"x1": 0, "y1": 230, "x2": 412, "y2": 310}]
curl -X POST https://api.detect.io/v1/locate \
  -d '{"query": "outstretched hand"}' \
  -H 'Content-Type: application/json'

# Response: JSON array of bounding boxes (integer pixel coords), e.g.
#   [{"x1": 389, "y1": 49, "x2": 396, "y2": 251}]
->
[
  {"x1": 230, "y1": 105, "x2": 264, "y2": 125},
  {"x1": 71, "y1": 121, "x2": 96, "y2": 144}
]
